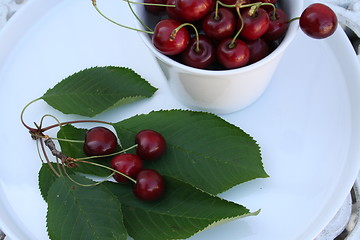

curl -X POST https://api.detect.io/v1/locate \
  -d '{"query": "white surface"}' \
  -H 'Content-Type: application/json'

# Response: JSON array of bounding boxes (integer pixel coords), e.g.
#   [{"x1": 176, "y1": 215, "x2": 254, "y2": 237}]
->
[{"x1": 0, "y1": 0, "x2": 360, "y2": 240}]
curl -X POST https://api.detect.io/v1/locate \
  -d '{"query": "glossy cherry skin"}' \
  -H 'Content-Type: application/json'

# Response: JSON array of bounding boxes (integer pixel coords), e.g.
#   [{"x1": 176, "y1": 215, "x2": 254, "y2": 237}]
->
[
  {"x1": 181, "y1": 35, "x2": 215, "y2": 69},
  {"x1": 152, "y1": 19, "x2": 190, "y2": 55},
  {"x1": 245, "y1": 38, "x2": 269, "y2": 64},
  {"x1": 135, "y1": 129, "x2": 166, "y2": 161},
  {"x1": 144, "y1": 0, "x2": 167, "y2": 14},
  {"x1": 110, "y1": 154, "x2": 143, "y2": 183},
  {"x1": 175, "y1": 0, "x2": 214, "y2": 22},
  {"x1": 299, "y1": 3, "x2": 338, "y2": 39},
  {"x1": 239, "y1": 7, "x2": 270, "y2": 40},
  {"x1": 166, "y1": 0, "x2": 183, "y2": 21},
  {"x1": 217, "y1": 38, "x2": 250, "y2": 69},
  {"x1": 262, "y1": 8, "x2": 288, "y2": 41},
  {"x1": 202, "y1": 8, "x2": 236, "y2": 40},
  {"x1": 134, "y1": 169, "x2": 165, "y2": 201},
  {"x1": 83, "y1": 127, "x2": 117, "y2": 156}
]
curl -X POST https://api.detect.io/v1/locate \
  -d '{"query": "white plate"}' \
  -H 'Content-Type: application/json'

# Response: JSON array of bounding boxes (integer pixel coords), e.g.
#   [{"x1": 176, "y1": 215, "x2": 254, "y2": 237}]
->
[{"x1": 1, "y1": 0, "x2": 360, "y2": 239}]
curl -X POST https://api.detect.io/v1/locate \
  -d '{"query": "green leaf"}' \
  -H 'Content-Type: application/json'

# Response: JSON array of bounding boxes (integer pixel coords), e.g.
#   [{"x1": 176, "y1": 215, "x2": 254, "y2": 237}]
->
[
  {"x1": 41, "y1": 66, "x2": 157, "y2": 117},
  {"x1": 113, "y1": 110, "x2": 268, "y2": 194},
  {"x1": 57, "y1": 124, "x2": 116, "y2": 176},
  {"x1": 38, "y1": 163, "x2": 60, "y2": 201},
  {"x1": 38, "y1": 163, "x2": 75, "y2": 201},
  {"x1": 104, "y1": 177, "x2": 257, "y2": 240},
  {"x1": 46, "y1": 175, "x2": 127, "y2": 240}
]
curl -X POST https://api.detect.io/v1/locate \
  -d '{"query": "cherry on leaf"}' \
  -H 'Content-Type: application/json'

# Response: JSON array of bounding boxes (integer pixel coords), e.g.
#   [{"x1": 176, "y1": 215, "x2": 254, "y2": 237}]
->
[
  {"x1": 134, "y1": 169, "x2": 165, "y2": 201},
  {"x1": 110, "y1": 153, "x2": 143, "y2": 183},
  {"x1": 135, "y1": 129, "x2": 166, "y2": 161},
  {"x1": 83, "y1": 126, "x2": 117, "y2": 156}
]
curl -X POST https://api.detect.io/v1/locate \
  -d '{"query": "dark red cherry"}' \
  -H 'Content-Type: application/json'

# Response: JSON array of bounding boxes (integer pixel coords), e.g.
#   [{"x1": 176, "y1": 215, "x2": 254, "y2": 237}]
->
[
  {"x1": 152, "y1": 19, "x2": 190, "y2": 55},
  {"x1": 144, "y1": 0, "x2": 167, "y2": 14},
  {"x1": 83, "y1": 127, "x2": 117, "y2": 156},
  {"x1": 134, "y1": 169, "x2": 165, "y2": 201},
  {"x1": 135, "y1": 129, "x2": 166, "y2": 161},
  {"x1": 166, "y1": 0, "x2": 183, "y2": 21},
  {"x1": 299, "y1": 3, "x2": 338, "y2": 39},
  {"x1": 110, "y1": 154, "x2": 143, "y2": 183},
  {"x1": 181, "y1": 35, "x2": 215, "y2": 69},
  {"x1": 175, "y1": 0, "x2": 214, "y2": 22},
  {"x1": 217, "y1": 38, "x2": 250, "y2": 69},
  {"x1": 202, "y1": 8, "x2": 236, "y2": 40},
  {"x1": 245, "y1": 38, "x2": 269, "y2": 64},
  {"x1": 221, "y1": 0, "x2": 249, "y2": 5},
  {"x1": 262, "y1": 8, "x2": 288, "y2": 41},
  {"x1": 250, "y1": 0, "x2": 277, "y2": 4},
  {"x1": 239, "y1": 7, "x2": 270, "y2": 40}
]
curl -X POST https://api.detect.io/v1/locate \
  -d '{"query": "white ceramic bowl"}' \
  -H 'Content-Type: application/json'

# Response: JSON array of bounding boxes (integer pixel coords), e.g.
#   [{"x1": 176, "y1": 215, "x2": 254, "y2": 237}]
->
[{"x1": 134, "y1": 0, "x2": 303, "y2": 114}]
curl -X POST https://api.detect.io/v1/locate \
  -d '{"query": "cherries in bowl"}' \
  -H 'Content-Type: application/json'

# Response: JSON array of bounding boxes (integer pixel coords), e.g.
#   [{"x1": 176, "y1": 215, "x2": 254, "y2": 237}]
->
[{"x1": 132, "y1": 0, "x2": 304, "y2": 114}]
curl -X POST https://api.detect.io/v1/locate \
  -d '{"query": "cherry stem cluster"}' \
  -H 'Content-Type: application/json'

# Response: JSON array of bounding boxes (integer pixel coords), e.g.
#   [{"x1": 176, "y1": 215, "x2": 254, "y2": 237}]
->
[{"x1": 21, "y1": 98, "x2": 137, "y2": 186}]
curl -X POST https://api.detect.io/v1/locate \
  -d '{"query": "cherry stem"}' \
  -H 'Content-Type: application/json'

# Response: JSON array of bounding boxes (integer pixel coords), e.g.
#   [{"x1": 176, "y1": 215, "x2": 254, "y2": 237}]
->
[
  {"x1": 123, "y1": 0, "x2": 153, "y2": 32},
  {"x1": 20, "y1": 98, "x2": 41, "y2": 132},
  {"x1": 76, "y1": 144, "x2": 138, "y2": 161},
  {"x1": 229, "y1": 6, "x2": 244, "y2": 48},
  {"x1": 171, "y1": 23, "x2": 200, "y2": 52},
  {"x1": 75, "y1": 159, "x2": 137, "y2": 184},
  {"x1": 288, "y1": 16, "x2": 300, "y2": 23},
  {"x1": 122, "y1": 0, "x2": 175, "y2": 8},
  {"x1": 92, "y1": 0, "x2": 154, "y2": 34}
]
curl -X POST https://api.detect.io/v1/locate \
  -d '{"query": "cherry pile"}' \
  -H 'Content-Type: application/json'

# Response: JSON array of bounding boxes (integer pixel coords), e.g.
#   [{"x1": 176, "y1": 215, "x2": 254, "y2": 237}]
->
[
  {"x1": 84, "y1": 127, "x2": 167, "y2": 201},
  {"x1": 142, "y1": 0, "x2": 337, "y2": 70}
]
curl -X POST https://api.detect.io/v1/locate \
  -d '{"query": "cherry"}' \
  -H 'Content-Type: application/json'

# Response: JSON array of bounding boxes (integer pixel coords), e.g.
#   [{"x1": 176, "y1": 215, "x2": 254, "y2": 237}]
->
[
  {"x1": 299, "y1": 3, "x2": 338, "y2": 39},
  {"x1": 83, "y1": 126, "x2": 117, "y2": 156},
  {"x1": 217, "y1": 38, "x2": 250, "y2": 69},
  {"x1": 239, "y1": 7, "x2": 270, "y2": 40},
  {"x1": 262, "y1": 7, "x2": 288, "y2": 41},
  {"x1": 135, "y1": 129, "x2": 166, "y2": 161},
  {"x1": 181, "y1": 35, "x2": 215, "y2": 69},
  {"x1": 202, "y1": 8, "x2": 236, "y2": 40},
  {"x1": 152, "y1": 19, "x2": 190, "y2": 55},
  {"x1": 110, "y1": 153, "x2": 143, "y2": 183},
  {"x1": 174, "y1": 0, "x2": 214, "y2": 22},
  {"x1": 134, "y1": 169, "x2": 165, "y2": 201},
  {"x1": 245, "y1": 38, "x2": 269, "y2": 64},
  {"x1": 166, "y1": 0, "x2": 183, "y2": 21},
  {"x1": 144, "y1": 0, "x2": 167, "y2": 15}
]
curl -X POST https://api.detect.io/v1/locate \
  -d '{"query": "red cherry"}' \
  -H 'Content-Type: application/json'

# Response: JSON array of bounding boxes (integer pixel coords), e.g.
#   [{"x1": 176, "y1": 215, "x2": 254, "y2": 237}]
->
[
  {"x1": 181, "y1": 35, "x2": 216, "y2": 69},
  {"x1": 134, "y1": 169, "x2": 165, "y2": 201},
  {"x1": 245, "y1": 38, "x2": 269, "y2": 64},
  {"x1": 83, "y1": 127, "x2": 117, "y2": 156},
  {"x1": 152, "y1": 19, "x2": 190, "y2": 55},
  {"x1": 144, "y1": 0, "x2": 167, "y2": 14},
  {"x1": 202, "y1": 8, "x2": 236, "y2": 40},
  {"x1": 217, "y1": 38, "x2": 250, "y2": 69},
  {"x1": 110, "y1": 154, "x2": 143, "y2": 183},
  {"x1": 166, "y1": 0, "x2": 183, "y2": 21},
  {"x1": 299, "y1": 3, "x2": 338, "y2": 39},
  {"x1": 239, "y1": 7, "x2": 270, "y2": 40},
  {"x1": 262, "y1": 8, "x2": 288, "y2": 41},
  {"x1": 175, "y1": 0, "x2": 214, "y2": 22},
  {"x1": 135, "y1": 129, "x2": 166, "y2": 161},
  {"x1": 220, "y1": 0, "x2": 250, "y2": 5}
]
